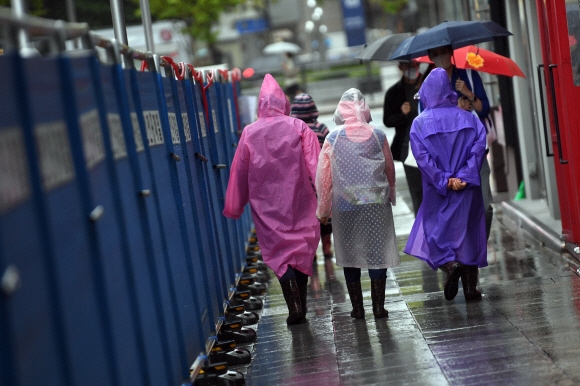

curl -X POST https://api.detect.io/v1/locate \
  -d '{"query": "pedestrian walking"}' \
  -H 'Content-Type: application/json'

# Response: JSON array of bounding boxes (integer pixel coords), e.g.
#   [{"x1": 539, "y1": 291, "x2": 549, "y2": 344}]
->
[
  {"x1": 427, "y1": 45, "x2": 494, "y2": 240},
  {"x1": 316, "y1": 88, "x2": 400, "y2": 319},
  {"x1": 223, "y1": 74, "x2": 321, "y2": 325},
  {"x1": 382, "y1": 60, "x2": 431, "y2": 216},
  {"x1": 290, "y1": 93, "x2": 336, "y2": 280},
  {"x1": 404, "y1": 68, "x2": 487, "y2": 302}
]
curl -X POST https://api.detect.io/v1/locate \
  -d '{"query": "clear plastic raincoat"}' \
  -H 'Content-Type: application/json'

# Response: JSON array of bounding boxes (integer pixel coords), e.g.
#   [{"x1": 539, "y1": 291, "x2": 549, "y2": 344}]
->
[
  {"x1": 316, "y1": 89, "x2": 400, "y2": 269},
  {"x1": 223, "y1": 74, "x2": 320, "y2": 278}
]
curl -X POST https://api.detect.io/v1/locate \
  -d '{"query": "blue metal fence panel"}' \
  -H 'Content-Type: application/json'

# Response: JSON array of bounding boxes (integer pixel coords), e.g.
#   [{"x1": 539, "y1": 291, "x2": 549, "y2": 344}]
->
[
  {"x1": 205, "y1": 78, "x2": 241, "y2": 276},
  {"x1": 161, "y1": 72, "x2": 211, "y2": 342},
  {"x1": 21, "y1": 55, "x2": 114, "y2": 385},
  {"x1": 215, "y1": 78, "x2": 245, "y2": 263},
  {"x1": 175, "y1": 76, "x2": 220, "y2": 323},
  {"x1": 134, "y1": 68, "x2": 201, "y2": 376},
  {"x1": 59, "y1": 53, "x2": 144, "y2": 385},
  {"x1": 0, "y1": 53, "x2": 66, "y2": 386},
  {"x1": 191, "y1": 78, "x2": 233, "y2": 299},
  {"x1": 98, "y1": 61, "x2": 172, "y2": 385},
  {"x1": 126, "y1": 68, "x2": 184, "y2": 382}
]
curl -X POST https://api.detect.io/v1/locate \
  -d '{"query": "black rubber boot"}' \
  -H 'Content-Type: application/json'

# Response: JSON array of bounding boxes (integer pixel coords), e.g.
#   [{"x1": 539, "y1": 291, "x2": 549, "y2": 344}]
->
[
  {"x1": 461, "y1": 265, "x2": 482, "y2": 301},
  {"x1": 295, "y1": 270, "x2": 309, "y2": 318},
  {"x1": 280, "y1": 278, "x2": 306, "y2": 325},
  {"x1": 346, "y1": 281, "x2": 365, "y2": 319},
  {"x1": 370, "y1": 278, "x2": 388, "y2": 319},
  {"x1": 439, "y1": 261, "x2": 464, "y2": 301}
]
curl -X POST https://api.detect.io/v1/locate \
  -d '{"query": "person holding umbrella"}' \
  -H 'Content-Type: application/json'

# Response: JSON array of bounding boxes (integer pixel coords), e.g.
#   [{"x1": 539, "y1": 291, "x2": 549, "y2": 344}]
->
[
  {"x1": 404, "y1": 68, "x2": 487, "y2": 302},
  {"x1": 382, "y1": 59, "x2": 433, "y2": 216},
  {"x1": 427, "y1": 44, "x2": 494, "y2": 242}
]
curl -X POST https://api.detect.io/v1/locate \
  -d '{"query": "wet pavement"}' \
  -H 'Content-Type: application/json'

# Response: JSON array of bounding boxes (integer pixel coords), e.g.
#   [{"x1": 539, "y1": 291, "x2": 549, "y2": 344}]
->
[{"x1": 231, "y1": 109, "x2": 580, "y2": 385}]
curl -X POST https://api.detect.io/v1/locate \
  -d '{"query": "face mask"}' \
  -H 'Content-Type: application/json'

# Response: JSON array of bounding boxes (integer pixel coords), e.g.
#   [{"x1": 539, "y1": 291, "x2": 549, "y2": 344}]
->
[
  {"x1": 405, "y1": 68, "x2": 419, "y2": 80},
  {"x1": 432, "y1": 53, "x2": 452, "y2": 69},
  {"x1": 418, "y1": 62, "x2": 430, "y2": 74}
]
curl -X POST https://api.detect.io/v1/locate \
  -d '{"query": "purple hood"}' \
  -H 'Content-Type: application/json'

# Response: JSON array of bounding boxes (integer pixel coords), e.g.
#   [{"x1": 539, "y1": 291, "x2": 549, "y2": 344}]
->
[{"x1": 419, "y1": 67, "x2": 458, "y2": 109}]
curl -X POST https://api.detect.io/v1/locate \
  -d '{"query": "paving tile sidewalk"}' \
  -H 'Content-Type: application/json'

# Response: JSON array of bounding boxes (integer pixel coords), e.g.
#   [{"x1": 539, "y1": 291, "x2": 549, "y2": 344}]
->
[{"x1": 238, "y1": 162, "x2": 580, "y2": 386}]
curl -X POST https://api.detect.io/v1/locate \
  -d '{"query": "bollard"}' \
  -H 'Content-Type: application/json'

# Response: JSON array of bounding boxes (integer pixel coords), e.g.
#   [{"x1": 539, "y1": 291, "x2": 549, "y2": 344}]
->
[{"x1": 217, "y1": 326, "x2": 257, "y2": 343}]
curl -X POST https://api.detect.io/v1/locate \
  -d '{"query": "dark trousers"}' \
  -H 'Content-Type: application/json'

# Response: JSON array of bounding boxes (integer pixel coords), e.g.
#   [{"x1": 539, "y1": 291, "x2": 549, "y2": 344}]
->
[
  {"x1": 404, "y1": 165, "x2": 423, "y2": 216},
  {"x1": 343, "y1": 267, "x2": 387, "y2": 283}
]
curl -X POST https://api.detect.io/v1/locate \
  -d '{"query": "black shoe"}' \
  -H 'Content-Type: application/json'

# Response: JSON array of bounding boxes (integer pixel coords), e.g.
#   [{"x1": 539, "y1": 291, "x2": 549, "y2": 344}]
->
[
  {"x1": 370, "y1": 278, "x2": 388, "y2": 319},
  {"x1": 280, "y1": 278, "x2": 306, "y2": 325},
  {"x1": 440, "y1": 262, "x2": 464, "y2": 301},
  {"x1": 346, "y1": 281, "x2": 365, "y2": 319}
]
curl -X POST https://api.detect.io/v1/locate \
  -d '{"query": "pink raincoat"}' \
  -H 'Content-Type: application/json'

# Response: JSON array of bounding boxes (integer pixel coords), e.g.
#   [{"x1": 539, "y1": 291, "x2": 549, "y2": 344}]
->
[{"x1": 223, "y1": 74, "x2": 321, "y2": 278}]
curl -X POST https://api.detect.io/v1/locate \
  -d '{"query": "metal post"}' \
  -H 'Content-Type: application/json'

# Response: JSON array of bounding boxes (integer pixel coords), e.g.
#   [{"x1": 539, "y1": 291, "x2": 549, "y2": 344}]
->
[
  {"x1": 110, "y1": 0, "x2": 129, "y2": 66},
  {"x1": 65, "y1": 0, "x2": 79, "y2": 49},
  {"x1": 10, "y1": 0, "x2": 30, "y2": 50},
  {"x1": 139, "y1": 0, "x2": 155, "y2": 53},
  {"x1": 66, "y1": 0, "x2": 77, "y2": 22},
  {"x1": 110, "y1": 0, "x2": 128, "y2": 44}
]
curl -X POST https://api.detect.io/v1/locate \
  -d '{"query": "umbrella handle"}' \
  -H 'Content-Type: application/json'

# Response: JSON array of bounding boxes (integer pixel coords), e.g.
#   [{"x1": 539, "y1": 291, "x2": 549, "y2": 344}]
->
[{"x1": 547, "y1": 64, "x2": 568, "y2": 165}]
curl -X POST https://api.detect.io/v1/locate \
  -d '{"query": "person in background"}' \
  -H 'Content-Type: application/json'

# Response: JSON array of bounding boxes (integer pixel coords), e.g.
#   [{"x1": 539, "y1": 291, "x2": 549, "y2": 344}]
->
[
  {"x1": 404, "y1": 68, "x2": 487, "y2": 302},
  {"x1": 223, "y1": 74, "x2": 320, "y2": 325},
  {"x1": 290, "y1": 94, "x2": 336, "y2": 281},
  {"x1": 282, "y1": 52, "x2": 300, "y2": 96},
  {"x1": 427, "y1": 45, "x2": 494, "y2": 241},
  {"x1": 316, "y1": 88, "x2": 400, "y2": 319},
  {"x1": 383, "y1": 60, "x2": 431, "y2": 216}
]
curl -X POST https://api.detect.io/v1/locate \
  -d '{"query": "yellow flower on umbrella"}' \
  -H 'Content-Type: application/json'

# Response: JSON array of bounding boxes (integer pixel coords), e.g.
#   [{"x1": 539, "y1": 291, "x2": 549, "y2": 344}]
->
[{"x1": 466, "y1": 52, "x2": 484, "y2": 68}]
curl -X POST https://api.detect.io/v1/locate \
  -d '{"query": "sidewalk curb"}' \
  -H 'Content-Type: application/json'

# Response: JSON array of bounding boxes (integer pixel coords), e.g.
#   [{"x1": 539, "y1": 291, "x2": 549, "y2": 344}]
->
[{"x1": 501, "y1": 200, "x2": 565, "y2": 253}]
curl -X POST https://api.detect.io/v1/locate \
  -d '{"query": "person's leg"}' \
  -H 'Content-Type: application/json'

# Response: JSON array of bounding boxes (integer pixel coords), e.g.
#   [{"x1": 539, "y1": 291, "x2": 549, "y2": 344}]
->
[
  {"x1": 369, "y1": 269, "x2": 388, "y2": 318},
  {"x1": 321, "y1": 223, "x2": 336, "y2": 281},
  {"x1": 461, "y1": 265, "x2": 482, "y2": 301},
  {"x1": 344, "y1": 267, "x2": 364, "y2": 319},
  {"x1": 294, "y1": 269, "x2": 309, "y2": 318},
  {"x1": 279, "y1": 266, "x2": 305, "y2": 325},
  {"x1": 480, "y1": 157, "x2": 493, "y2": 240},
  {"x1": 404, "y1": 165, "x2": 423, "y2": 216},
  {"x1": 439, "y1": 261, "x2": 464, "y2": 301},
  {"x1": 321, "y1": 223, "x2": 333, "y2": 258}
]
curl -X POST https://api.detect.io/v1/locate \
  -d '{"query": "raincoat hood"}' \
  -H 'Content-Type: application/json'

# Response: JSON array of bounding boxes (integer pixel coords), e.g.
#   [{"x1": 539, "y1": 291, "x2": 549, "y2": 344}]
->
[
  {"x1": 290, "y1": 93, "x2": 319, "y2": 123},
  {"x1": 258, "y1": 74, "x2": 290, "y2": 118},
  {"x1": 333, "y1": 88, "x2": 372, "y2": 125},
  {"x1": 418, "y1": 68, "x2": 458, "y2": 109}
]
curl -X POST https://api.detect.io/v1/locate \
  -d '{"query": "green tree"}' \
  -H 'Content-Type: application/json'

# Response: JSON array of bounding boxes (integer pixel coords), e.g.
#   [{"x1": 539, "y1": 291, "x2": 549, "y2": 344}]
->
[
  {"x1": 0, "y1": 0, "x2": 140, "y2": 28},
  {"x1": 145, "y1": 0, "x2": 246, "y2": 44},
  {"x1": 369, "y1": 0, "x2": 407, "y2": 14}
]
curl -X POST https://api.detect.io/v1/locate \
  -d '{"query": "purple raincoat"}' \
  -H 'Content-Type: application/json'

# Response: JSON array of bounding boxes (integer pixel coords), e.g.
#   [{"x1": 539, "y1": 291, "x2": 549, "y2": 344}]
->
[
  {"x1": 404, "y1": 68, "x2": 487, "y2": 270},
  {"x1": 223, "y1": 74, "x2": 320, "y2": 278}
]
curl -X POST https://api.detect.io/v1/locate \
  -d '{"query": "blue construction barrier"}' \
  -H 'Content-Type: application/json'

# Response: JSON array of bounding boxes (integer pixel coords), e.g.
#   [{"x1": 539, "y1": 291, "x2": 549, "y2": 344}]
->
[{"x1": 0, "y1": 43, "x2": 257, "y2": 386}]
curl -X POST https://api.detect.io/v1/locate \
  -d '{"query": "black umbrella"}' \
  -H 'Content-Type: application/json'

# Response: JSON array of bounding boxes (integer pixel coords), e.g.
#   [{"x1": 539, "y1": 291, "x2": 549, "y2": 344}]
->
[
  {"x1": 355, "y1": 33, "x2": 412, "y2": 61},
  {"x1": 388, "y1": 20, "x2": 512, "y2": 60}
]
